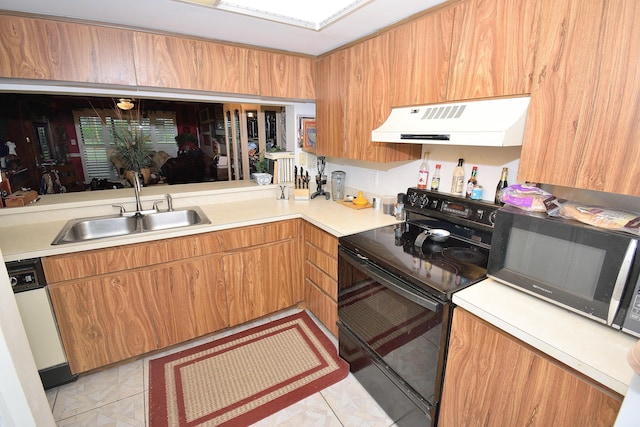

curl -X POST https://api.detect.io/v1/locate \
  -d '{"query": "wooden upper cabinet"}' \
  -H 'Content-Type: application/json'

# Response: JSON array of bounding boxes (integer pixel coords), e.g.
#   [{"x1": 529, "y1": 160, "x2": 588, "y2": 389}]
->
[
  {"x1": 519, "y1": 0, "x2": 640, "y2": 196},
  {"x1": 132, "y1": 33, "x2": 198, "y2": 90},
  {"x1": 315, "y1": 51, "x2": 347, "y2": 158},
  {"x1": 0, "y1": 16, "x2": 136, "y2": 85},
  {"x1": 133, "y1": 33, "x2": 259, "y2": 95},
  {"x1": 389, "y1": 7, "x2": 455, "y2": 107},
  {"x1": 258, "y1": 51, "x2": 315, "y2": 99},
  {"x1": 316, "y1": 35, "x2": 420, "y2": 162},
  {"x1": 198, "y1": 39, "x2": 260, "y2": 95},
  {"x1": 447, "y1": 0, "x2": 540, "y2": 100}
]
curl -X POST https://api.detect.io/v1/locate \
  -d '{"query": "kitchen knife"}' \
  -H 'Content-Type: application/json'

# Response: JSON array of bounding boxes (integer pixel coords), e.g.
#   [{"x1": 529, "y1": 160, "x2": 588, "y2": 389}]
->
[{"x1": 294, "y1": 166, "x2": 298, "y2": 188}]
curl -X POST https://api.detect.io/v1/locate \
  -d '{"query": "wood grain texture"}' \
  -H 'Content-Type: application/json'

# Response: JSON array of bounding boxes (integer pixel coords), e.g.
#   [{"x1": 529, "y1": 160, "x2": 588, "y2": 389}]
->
[
  {"x1": 48, "y1": 270, "x2": 157, "y2": 373},
  {"x1": 519, "y1": 0, "x2": 640, "y2": 196},
  {"x1": 304, "y1": 222, "x2": 338, "y2": 258},
  {"x1": 305, "y1": 261, "x2": 337, "y2": 299},
  {"x1": 447, "y1": 0, "x2": 540, "y2": 100},
  {"x1": 0, "y1": 16, "x2": 137, "y2": 85},
  {"x1": 315, "y1": 51, "x2": 347, "y2": 158},
  {"x1": 42, "y1": 240, "x2": 169, "y2": 283},
  {"x1": 305, "y1": 242, "x2": 338, "y2": 279},
  {"x1": 304, "y1": 279, "x2": 338, "y2": 337},
  {"x1": 440, "y1": 308, "x2": 622, "y2": 427},
  {"x1": 518, "y1": 0, "x2": 604, "y2": 190},
  {"x1": 389, "y1": 6, "x2": 455, "y2": 107},
  {"x1": 258, "y1": 51, "x2": 315, "y2": 99},
  {"x1": 150, "y1": 257, "x2": 228, "y2": 348},
  {"x1": 224, "y1": 241, "x2": 297, "y2": 327}
]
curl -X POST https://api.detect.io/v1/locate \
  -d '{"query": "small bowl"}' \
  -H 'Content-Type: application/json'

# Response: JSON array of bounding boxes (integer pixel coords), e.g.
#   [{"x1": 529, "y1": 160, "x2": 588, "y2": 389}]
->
[
  {"x1": 428, "y1": 229, "x2": 450, "y2": 242},
  {"x1": 252, "y1": 173, "x2": 273, "y2": 185}
]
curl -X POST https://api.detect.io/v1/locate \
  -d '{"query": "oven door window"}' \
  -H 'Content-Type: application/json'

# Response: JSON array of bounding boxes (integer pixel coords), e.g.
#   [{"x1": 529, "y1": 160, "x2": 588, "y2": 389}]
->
[{"x1": 338, "y1": 247, "x2": 444, "y2": 403}]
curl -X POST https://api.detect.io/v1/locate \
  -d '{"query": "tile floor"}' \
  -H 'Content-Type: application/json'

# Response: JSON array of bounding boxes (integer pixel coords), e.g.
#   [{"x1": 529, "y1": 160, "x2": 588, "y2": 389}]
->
[{"x1": 45, "y1": 308, "x2": 397, "y2": 426}]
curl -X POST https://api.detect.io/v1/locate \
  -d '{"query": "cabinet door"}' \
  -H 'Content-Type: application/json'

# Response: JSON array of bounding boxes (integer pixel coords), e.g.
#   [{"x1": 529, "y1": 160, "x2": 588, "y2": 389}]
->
[
  {"x1": 0, "y1": 16, "x2": 136, "y2": 85},
  {"x1": 48, "y1": 271, "x2": 157, "y2": 373},
  {"x1": 258, "y1": 51, "x2": 315, "y2": 99},
  {"x1": 150, "y1": 258, "x2": 228, "y2": 348},
  {"x1": 440, "y1": 308, "x2": 622, "y2": 426},
  {"x1": 447, "y1": 0, "x2": 540, "y2": 100},
  {"x1": 389, "y1": 7, "x2": 455, "y2": 107},
  {"x1": 519, "y1": 0, "x2": 640, "y2": 196},
  {"x1": 224, "y1": 241, "x2": 297, "y2": 326},
  {"x1": 315, "y1": 51, "x2": 347, "y2": 158}
]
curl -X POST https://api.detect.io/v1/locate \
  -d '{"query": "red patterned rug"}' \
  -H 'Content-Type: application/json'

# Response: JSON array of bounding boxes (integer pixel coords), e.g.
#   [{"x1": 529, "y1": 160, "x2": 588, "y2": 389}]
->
[{"x1": 148, "y1": 311, "x2": 348, "y2": 426}]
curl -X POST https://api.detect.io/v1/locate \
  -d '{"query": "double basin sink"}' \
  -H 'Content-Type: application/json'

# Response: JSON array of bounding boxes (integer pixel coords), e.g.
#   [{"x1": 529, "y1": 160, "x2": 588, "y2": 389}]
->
[{"x1": 52, "y1": 207, "x2": 210, "y2": 245}]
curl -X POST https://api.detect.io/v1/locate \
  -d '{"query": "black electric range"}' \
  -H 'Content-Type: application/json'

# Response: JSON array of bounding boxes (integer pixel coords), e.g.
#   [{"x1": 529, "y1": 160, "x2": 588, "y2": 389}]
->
[{"x1": 339, "y1": 188, "x2": 498, "y2": 301}]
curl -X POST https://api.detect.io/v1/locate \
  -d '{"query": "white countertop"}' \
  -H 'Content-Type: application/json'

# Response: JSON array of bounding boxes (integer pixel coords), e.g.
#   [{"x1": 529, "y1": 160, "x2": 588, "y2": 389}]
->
[
  {"x1": 0, "y1": 181, "x2": 399, "y2": 261},
  {"x1": 454, "y1": 278, "x2": 638, "y2": 396}
]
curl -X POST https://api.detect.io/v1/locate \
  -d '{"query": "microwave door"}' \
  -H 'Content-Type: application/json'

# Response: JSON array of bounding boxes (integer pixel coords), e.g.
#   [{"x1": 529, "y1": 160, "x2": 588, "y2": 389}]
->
[{"x1": 609, "y1": 239, "x2": 637, "y2": 324}]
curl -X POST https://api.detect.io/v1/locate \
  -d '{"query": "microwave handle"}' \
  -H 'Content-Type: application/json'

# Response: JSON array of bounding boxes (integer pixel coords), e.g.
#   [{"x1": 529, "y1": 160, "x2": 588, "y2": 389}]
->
[{"x1": 609, "y1": 240, "x2": 638, "y2": 325}]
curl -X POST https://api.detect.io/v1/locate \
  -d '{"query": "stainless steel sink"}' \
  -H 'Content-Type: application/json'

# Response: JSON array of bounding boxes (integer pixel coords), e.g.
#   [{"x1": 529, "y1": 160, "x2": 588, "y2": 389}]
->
[
  {"x1": 52, "y1": 207, "x2": 210, "y2": 245},
  {"x1": 141, "y1": 209, "x2": 208, "y2": 231}
]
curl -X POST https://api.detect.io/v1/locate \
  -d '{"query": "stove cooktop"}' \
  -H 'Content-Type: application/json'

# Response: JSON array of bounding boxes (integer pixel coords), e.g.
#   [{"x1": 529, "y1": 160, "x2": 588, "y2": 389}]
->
[{"x1": 339, "y1": 190, "x2": 499, "y2": 300}]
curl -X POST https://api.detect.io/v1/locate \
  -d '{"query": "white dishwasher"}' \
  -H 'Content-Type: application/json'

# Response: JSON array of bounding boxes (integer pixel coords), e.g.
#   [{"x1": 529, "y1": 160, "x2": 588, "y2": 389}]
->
[{"x1": 7, "y1": 258, "x2": 76, "y2": 389}]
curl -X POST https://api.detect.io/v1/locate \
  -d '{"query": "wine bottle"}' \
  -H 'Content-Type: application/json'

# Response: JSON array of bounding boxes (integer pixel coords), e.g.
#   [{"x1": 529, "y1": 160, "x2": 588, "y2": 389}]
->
[
  {"x1": 465, "y1": 166, "x2": 478, "y2": 198},
  {"x1": 431, "y1": 164, "x2": 441, "y2": 191},
  {"x1": 495, "y1": 167, "x2": 509, "y2": 204},
  {"x1": 417, "y1": 151, "x2": 430, "y2": 189},
  {"x1": 451, "y1": 158, "x2": 464, "y2": 195}
]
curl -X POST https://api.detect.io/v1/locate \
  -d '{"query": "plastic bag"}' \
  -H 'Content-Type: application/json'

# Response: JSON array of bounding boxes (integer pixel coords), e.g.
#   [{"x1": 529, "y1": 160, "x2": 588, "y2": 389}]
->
[
  {"x1": 558, "y1": 203, "x2": 640, "y2": 235},
  {"x1": 498, "y1": 184, "x2": 555, "y2": 212}
]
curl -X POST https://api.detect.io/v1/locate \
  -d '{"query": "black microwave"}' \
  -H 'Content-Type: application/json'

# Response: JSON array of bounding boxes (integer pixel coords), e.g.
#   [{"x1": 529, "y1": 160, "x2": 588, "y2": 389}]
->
[{"x1": 487, "y1": 206, "x2": 640, "y2": 336}]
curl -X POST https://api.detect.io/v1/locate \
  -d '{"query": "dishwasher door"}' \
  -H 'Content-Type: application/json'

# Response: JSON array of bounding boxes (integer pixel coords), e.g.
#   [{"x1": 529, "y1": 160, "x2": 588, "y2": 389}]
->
[{"x1": 14, "y1": 287, "x2": 66, "y2": 370}]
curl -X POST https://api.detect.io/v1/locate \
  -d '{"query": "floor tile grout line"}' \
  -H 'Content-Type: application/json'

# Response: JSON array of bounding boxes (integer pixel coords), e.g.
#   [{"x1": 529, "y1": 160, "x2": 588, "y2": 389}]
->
[{"x1": 52, "y1": 390, "x2": 146, "y2": 422}]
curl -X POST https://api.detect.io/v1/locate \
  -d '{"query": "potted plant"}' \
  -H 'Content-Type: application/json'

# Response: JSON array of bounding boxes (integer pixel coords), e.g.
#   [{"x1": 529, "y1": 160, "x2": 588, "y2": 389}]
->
[{"x1": 110, "y1": 125, "x2": 153, "y2": 185}]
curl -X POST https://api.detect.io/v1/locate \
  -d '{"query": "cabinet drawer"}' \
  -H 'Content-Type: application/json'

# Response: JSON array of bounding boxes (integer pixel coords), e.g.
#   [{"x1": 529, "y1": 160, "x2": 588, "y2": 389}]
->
[
  {"x1": 43, "y1": 240, "x2": 169, "y2": 282},
  {"x1": 305, "y1": 260, "x2": 337, "y2": 299},
  {"x1": 305, "y1": 279, "x2": 338, "y2": 337},
  {"x1": 218, "y1": 220, "x2": 297, "y2": 251},
  {"x1": 304, "y1": 222, "x2": 338, "y2": 257},
  {"x1": 305, "y1": 242, "x2": 338, "y2": 278}
]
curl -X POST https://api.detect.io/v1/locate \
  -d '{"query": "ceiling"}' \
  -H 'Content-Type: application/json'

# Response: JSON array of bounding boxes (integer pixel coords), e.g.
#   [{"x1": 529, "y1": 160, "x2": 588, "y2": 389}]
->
[{"x1": 0, "y1": 0, "x2": 448, "y2": 56}]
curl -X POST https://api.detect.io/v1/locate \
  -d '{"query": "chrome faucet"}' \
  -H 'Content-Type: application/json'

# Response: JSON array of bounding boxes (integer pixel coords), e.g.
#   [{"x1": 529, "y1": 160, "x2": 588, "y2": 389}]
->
[{"x1": 132, "y1": 172, "x2": 143, "y2": 213}]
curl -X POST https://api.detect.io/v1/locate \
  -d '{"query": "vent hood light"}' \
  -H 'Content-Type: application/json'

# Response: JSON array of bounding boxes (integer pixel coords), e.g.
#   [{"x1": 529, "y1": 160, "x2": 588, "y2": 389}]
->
[{"x1": 372, "y1": 96, "x2": 531, "y2": 147}]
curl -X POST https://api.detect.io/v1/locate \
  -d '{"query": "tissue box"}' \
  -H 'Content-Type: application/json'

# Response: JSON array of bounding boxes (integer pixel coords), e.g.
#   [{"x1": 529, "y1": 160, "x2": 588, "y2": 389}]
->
[{"x1": 4, "y1": 190, "x2": 38, "y2": 207}]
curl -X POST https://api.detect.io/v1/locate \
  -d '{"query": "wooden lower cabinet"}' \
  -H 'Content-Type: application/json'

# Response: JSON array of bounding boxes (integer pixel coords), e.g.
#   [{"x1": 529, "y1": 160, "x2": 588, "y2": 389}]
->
[
  {"x1": 303, "y1": 223, "x2": 338, "y2": 336},
  {"x1": 439, "y1": 308, "x2": 622, "y2": 427},
  {"x1": 45, "y1": 219, "x2": 302, "y2": 373},
  {"x1": 150, "y1": 257, "x2": 228, "y2": 348},
  {"x1": 48, "y1": 270, "x2": 158, "y2": 373},
  {"x1": 224, "y1": 240, "x2": 298, "y2": 327}
]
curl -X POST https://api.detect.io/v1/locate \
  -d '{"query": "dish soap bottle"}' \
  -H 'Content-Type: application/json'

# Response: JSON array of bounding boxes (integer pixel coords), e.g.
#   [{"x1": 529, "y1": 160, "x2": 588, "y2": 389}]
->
[
  {"x1": 431, "y1": 164, "x2": 441, "y2": 191},
  {"x1": 465, "y1": 166, "x2": 478, "y2": 198},
  {"x1": 394, "y1": 193, "x2": 405, "y2": 221},
  {"x1": 417, "y1": 151, "x2": 430, "y2": 189},
  {"x1": 451, "y1": 158, "x2": 465, "y2": 195}
]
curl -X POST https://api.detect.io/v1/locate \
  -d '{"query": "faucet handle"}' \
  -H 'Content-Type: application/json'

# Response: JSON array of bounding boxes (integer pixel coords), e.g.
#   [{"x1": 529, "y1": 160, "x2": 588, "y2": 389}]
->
[
  {"x1": 166, "y1": 194, "x2": 173, "y2": 211},
  {"x1": 112, "y1": 204, "x2": 126, "y2": 215},
  {"x1": 152, "y1": 199, "x2": 164, "y2": 211}
]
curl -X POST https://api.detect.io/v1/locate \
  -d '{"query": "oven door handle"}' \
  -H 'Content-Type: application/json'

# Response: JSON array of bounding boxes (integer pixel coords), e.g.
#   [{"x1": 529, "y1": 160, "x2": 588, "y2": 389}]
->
[{"x1": 340, "y1": 247, "x2": 441, "y2": 312}]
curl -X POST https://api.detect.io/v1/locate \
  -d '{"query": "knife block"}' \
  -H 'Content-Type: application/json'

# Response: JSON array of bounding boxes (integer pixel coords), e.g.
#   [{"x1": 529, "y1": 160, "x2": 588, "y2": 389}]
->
[{"x1": 294, "y1": 187, "x2": 310, "y2": 200}]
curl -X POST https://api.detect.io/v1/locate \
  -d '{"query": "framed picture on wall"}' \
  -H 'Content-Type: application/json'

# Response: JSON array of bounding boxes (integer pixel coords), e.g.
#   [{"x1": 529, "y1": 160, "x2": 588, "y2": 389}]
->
[{"x1": 300, "y1": 117, "x2": 316, "y2": 153}]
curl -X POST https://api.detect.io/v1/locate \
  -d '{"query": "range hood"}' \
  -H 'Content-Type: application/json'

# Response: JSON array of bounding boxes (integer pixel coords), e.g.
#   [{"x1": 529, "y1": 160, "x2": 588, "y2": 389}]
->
[{"x1": 372, "y1": 96, "x2": 530, "y2": 147}]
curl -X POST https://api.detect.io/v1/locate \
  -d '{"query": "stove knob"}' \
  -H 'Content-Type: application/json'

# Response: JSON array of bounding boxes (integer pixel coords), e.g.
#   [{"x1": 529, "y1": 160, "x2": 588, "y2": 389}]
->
[
  {"x1": 408, "y1": 192, "x2": 418, "y2": 207},
  {"x1": 418, "y1": 194, "x2": 429, "y2": 208},
  {"x1": 489, "y1": 210, "x2": 497, "y2": 225},
  {"x1": 10, "y1": 276, "x2": 18, "y2": 288}
]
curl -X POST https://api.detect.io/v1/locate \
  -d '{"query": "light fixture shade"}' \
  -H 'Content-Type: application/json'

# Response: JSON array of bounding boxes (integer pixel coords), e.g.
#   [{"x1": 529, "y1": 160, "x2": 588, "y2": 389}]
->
[{"x1": 117, "y1": 98, "x2": 135, "y2": 110}]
